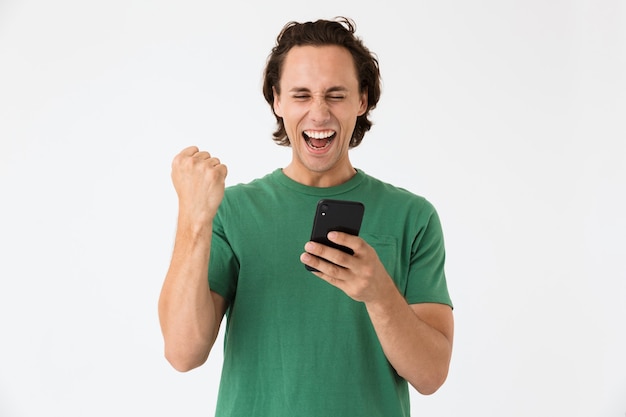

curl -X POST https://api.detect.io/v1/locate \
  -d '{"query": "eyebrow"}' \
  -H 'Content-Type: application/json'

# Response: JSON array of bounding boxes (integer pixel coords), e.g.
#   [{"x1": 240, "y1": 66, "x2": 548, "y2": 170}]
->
[{"x1": 288, "y1": 86, "x2": 349, "y2": 94}]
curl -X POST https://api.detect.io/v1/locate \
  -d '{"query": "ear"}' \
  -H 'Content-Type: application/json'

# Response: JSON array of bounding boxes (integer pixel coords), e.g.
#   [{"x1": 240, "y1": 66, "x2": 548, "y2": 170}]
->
[
  {"x1": 357, "y1": 88, "x2": 368, "y2": 116},
  {"x1": 272, "y1": 86, "x2": 283, "y2": 117}
]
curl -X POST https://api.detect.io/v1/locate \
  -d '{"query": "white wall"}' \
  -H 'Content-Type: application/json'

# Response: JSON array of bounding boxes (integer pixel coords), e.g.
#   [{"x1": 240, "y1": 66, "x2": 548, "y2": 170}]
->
[{"x1": 1, "y1": 1, "x2": 624, "y2": 416}]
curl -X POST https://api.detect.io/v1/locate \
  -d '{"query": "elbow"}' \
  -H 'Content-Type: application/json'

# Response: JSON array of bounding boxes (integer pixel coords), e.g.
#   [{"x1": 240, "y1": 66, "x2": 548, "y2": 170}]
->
[
  {"x1": 166, "y1": 357, "x2": 198, "y2": 373},
  {"x1": 413, "y1": 381, "x2": 444, "y2": 396},
  {"x1": 405, "y1": 369, "x2": 449, "y2": 396},
  {"x1": 164, "y1": 345, "x2": 208, "y2": 373}
]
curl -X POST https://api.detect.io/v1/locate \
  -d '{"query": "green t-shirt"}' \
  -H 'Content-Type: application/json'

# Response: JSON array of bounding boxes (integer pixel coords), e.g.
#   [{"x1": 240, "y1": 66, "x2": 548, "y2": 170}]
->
[{"x1": 209, "y1": 169, "x2": 452, "y2": 417}]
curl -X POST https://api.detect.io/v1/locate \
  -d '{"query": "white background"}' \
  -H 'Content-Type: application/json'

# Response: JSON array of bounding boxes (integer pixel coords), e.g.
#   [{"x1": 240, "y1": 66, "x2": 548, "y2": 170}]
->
[{"x1": 1, "y1": 1, "x2": 625, "y2": 416}]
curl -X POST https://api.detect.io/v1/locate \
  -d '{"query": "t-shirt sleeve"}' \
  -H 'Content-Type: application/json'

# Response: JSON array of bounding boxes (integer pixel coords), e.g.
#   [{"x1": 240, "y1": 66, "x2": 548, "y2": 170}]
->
[
  {"x1": 208, "y1": 209, "x2": 239, "y2": 303},
  {"x1": 404, "y1": 202, "x2": 453, "y2": 307}
]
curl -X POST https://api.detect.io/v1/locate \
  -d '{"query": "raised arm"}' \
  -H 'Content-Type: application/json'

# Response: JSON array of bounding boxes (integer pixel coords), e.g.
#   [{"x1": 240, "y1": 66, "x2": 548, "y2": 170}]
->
[{"x1": 158, "y1": 146, "x2": 228, "y2": 372}]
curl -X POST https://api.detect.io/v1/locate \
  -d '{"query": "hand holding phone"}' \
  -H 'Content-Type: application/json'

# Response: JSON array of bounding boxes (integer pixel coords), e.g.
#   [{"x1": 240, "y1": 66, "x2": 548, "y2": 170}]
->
[{"x1": 305, "y1": 199, "x2": 365, "y2": 272}]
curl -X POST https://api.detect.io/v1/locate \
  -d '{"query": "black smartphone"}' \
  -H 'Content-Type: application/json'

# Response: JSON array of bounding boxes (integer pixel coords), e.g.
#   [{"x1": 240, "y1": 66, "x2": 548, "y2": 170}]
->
[{"x1": 305, "y1": 199, "x2": 365, "y2": 272}]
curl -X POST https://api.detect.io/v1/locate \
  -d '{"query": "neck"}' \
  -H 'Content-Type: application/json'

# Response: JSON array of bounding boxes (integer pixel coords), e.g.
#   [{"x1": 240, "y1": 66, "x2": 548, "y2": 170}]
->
[{"x1": 282, "y1": 164, "x2": 357, "y2": 188}]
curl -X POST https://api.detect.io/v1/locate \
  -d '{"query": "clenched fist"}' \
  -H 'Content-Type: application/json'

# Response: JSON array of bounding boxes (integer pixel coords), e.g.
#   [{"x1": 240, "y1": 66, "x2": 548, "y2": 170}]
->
[{"x1": 171, "y1": 146, "x2": 228, "y2": 228}]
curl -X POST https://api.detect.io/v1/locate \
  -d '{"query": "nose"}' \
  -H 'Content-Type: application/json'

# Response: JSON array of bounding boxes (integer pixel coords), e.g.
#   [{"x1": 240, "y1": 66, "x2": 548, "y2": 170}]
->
[{"x1": 310, "y1": 97, "x2": 330, "y2": 124}]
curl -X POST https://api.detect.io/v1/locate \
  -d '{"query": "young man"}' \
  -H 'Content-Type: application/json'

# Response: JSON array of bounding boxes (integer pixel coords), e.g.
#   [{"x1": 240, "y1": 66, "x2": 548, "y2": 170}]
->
[{"x1": 159, "y1": 17, "x2": 453, "y2": 417}]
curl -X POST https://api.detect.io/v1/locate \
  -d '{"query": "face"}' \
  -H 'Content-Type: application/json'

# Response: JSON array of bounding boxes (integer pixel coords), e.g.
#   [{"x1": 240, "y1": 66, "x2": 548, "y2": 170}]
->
[{"x1": 273, "y1": 45, "x2": 368, "y2": 187}]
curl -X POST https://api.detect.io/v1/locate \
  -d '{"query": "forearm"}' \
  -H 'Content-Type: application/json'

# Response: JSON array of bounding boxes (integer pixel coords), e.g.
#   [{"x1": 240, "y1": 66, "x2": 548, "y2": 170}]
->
[
  {"x1": 158, "y1": 220, "x2": 218, "y2": 372},
  {"x1": 365, "y1": 285, "x2": 453, "y2": 395}
]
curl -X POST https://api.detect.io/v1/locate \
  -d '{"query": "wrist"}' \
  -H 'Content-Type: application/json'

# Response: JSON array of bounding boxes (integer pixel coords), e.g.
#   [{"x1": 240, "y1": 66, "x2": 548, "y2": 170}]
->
[
  {"x1": 364, "y1": 279, "x2": 404, "y2": 318},
  {"x1": 176, "y1": 215, "x2": 214, "y2": 242}
]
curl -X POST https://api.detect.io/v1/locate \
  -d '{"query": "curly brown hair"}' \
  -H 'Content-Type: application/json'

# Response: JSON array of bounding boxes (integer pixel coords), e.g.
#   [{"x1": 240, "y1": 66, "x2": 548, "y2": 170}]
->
[{"x1": 262, "y1": 17, "x2": 381, "y2": 148}]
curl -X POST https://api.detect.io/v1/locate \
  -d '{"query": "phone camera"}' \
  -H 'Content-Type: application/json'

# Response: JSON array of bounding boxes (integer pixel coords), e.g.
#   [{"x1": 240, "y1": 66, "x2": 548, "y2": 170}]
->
[{"x1": 321, "y1": 204, "x2": 328, "y2": 215}]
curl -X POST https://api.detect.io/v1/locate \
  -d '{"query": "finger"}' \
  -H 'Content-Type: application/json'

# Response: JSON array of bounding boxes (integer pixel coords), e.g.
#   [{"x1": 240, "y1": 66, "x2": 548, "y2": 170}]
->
[
  {"x1": 300, "y1": 252, "x2": 320, "y2": 270},
  {"x1": 326, "y1": 231, "x2": 361, "y2": 251},
  {"x1": 173, "y1": 146, "x2": 199, "y2": 169},
  {"x1": 193, "y1": 151, "x2": 212, "y2": 159},
  {"x1": 180, "y1": 145, "x2": 200, "y2": 156},
  {"x1": 300, "y1": 252, "x2": 345, "y2": 279},
  {"x1": 304, "y1": 241, "x2": 352, "y2": 269},
  {"x1": 207, "y1": 157, "x2": 222, "y2": 167},
  {"x1": 214, "y1": 162, "x2": 228, "y2": 178}
]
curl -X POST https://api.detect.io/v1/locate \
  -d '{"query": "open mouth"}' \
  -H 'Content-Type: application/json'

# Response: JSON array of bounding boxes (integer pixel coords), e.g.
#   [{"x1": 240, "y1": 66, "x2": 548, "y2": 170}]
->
[{"x1": 303, "y1": 130, "x2": 336, "y2": 150}]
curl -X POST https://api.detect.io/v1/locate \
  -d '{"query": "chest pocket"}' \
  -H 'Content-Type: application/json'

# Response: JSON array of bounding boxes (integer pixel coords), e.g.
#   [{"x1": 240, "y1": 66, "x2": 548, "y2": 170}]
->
[{"x1": 360, "y1": 233, "x2": 406, "y2": 295}]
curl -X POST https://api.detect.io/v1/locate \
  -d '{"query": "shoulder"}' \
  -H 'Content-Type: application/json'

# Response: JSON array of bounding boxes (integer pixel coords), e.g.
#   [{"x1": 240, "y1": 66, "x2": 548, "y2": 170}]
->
[
  {"x1": 223, "y1": 170, "x2": 280, "y2": 199},
  {"x1": 359, "y1": 171, "x2": 436, "y2": 212}
]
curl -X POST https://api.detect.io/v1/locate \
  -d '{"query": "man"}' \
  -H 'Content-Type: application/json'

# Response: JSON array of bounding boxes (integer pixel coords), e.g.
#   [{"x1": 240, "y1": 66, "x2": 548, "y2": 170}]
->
[{"x1": 158, "y1": 17, "x2": 453, "y2": 416}]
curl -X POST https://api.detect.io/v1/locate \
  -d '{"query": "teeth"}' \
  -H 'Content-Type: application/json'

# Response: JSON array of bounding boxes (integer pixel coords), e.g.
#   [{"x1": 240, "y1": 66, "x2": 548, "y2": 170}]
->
[{"x1": 304, "y1": 130, "x2": 335, "y2": 139}]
